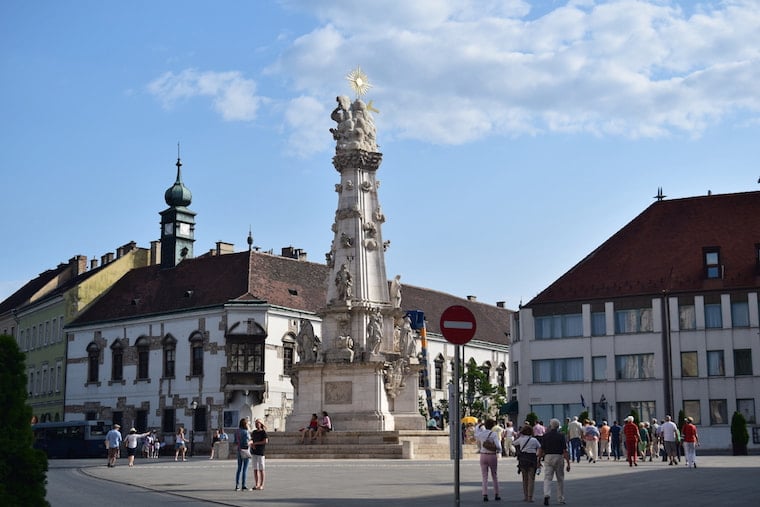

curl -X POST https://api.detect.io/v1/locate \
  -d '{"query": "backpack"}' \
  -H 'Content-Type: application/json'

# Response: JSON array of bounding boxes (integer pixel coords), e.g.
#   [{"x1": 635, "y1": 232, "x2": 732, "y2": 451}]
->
[{"x1": 482, "y1": 431, "x2": 498, "y2": 452}]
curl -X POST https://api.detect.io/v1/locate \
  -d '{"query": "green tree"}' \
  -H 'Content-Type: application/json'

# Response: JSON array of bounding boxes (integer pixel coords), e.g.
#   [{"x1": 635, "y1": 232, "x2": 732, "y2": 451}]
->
[
  {"x1": 731, "y1": 411, "x2": 749, "y2": 456},
  {"x1": 0, "y1": 334, "x2": 49, "y2": 506},
  {"x1": 525, "y1": 412, "x2": 539, "y2": 426}
]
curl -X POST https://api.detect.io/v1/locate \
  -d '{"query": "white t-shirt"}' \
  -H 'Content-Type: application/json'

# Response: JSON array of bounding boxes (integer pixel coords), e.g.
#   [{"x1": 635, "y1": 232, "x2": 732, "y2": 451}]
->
[
  {"x1": 514, "y1": 434, "x2": 541, "y2": 454},
  {"x1": 660, "y1": 421, "x2": 678, "y2": 442}
]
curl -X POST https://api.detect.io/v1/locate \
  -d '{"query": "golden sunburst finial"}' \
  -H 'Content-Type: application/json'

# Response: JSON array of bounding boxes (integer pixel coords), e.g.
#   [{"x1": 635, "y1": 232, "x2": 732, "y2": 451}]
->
[{"x1": 346, "y1": 65, "x2": 372, "y2": 98}]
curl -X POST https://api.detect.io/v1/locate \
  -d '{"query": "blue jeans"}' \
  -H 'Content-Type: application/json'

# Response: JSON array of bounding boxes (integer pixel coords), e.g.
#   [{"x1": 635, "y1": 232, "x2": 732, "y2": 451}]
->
[
  {"x1": 569, "y1": 438, "x2": 582, "y2": 462},
  {"x1": 611, "y1": 438, "x2": 622, "y2": 459},
  {"x1": 236, "y1": 454, "x2": 250, "y2": 488}
]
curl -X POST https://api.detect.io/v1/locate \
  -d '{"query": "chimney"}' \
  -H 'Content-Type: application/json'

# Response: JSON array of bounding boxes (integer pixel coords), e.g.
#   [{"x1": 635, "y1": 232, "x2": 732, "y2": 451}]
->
[
  {"x1": 117, "y1": 241, "x2": 137, "y2": 258},
  {"x1": 150, "y1": 241, "x2": 161, "y2": 265},
  {"x1": 496, "y1": 301, "x2": 505, "y2": 308},
  {"x1": 281, "y1": 246, "x2": 307, "y2": 260},
  {"x1": 467, "y1": 295, "x2": 477, "y2": 301},
  {"x1": 69, "y1": 255, "x2": 87, "y2": 275},
  {"x1": 90, "y1": 258, "x2": 99, "y2": 270},
  {"x1": 116, "y1": 246, "x2": 124, "y2": 258},
  {"x1": 101, "y1": 252, "x2": 115, "y2": 265},
  {"x1": 216, "y1": 241, "x2": 234, "y2": 256}
]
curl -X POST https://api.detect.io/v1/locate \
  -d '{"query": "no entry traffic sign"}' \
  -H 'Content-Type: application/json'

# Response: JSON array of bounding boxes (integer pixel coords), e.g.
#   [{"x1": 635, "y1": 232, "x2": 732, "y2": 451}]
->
[{"x1": 439, "y1": 305, "x2": 477, "y2": 345}]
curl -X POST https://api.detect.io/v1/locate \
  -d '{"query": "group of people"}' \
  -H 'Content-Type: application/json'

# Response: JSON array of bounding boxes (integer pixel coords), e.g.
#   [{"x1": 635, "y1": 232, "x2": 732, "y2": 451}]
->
[
  {"x1": 475, "y1": 418, "x2": 571, "y2": 504},
  {"x1": 234, "y1": 417, "x2": 268, "y2": 492},
  {"x1": 473, "y1": 413, "x2": 699, "y2": 504},
  {"x1": 299, "y1": 411, "x2": 332, "y2": 444},
  {"x1": 104, "y1": 424, "x2": 157, "y2": 467}
]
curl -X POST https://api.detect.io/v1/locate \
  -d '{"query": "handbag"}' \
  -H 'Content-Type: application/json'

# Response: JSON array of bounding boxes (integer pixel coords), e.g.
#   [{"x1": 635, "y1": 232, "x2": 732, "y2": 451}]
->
[
  {"x1": 482, "y1": 431, "x2": 498, "y2": 452},
  {"x1": 239, "y1": 448, "x2": 252, "y2": 459}
]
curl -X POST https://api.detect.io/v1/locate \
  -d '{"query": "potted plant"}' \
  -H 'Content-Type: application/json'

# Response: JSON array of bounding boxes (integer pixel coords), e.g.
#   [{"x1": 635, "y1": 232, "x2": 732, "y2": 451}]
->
[{"x1": 731, "y1": 411, "x2": 749, "y2": 456}]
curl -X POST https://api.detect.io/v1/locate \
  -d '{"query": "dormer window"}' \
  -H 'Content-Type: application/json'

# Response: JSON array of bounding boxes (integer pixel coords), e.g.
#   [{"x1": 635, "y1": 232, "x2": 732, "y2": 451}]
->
[{"x1": 703, "y1": 247, "x2": 721, "y2": 279}]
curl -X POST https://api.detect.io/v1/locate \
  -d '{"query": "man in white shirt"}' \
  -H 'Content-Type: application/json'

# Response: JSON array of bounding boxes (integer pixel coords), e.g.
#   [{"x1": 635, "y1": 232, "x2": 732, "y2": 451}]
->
[
  {"x1": 660, "y1": 415, "x2": 679, "y2": 465},
  {"x1": 566, "y1": 417, "x2": 584, "y2": 463}
]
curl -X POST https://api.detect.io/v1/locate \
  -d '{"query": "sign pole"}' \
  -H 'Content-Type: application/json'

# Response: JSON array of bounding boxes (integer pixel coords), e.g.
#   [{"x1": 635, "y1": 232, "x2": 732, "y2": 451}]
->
[{"x1": 453, "y1": 344, "x2": 461, "y2": 507}]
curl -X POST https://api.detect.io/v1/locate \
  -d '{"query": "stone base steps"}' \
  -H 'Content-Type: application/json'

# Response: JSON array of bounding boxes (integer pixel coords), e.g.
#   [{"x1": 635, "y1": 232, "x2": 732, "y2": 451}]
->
[{"x1": 264, "y1": 430, "x2": 482, "y2": 460}]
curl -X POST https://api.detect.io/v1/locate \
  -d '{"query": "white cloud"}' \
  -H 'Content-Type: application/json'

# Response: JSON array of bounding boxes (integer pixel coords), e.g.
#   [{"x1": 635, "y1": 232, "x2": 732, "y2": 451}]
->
[
  {"x1": 147, "y1": 69, "x2": 261, "y2": 121},
  {"x1": 283, "y1": 95, "x2": 329, "y2": 157},
  {"x1": 272, "y1": 0, "x2": 760, "y2": 146}
]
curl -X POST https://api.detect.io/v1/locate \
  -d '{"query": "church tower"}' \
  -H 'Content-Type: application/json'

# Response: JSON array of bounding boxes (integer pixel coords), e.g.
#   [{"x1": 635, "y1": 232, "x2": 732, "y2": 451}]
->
[{"x1": 159, "y1": 153, "x2": 196, "y2": 268}]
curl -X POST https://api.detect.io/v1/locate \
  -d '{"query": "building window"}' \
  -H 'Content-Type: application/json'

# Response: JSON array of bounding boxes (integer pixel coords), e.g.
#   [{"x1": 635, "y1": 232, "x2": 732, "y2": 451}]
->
[
  {"x1": 683, "y1": 400, "x2": 701, "y2": 425},
  {"x1": 434, "y1": 355, "x2": 444, "y2": 390},
  {"x1": 55, "y1": 362, "x2": 62, "y2": 393},
  {"x1": 532, "y1": 357, "x2": 583, "y2": 383},
  {"x1": 681, "y1": 351, "x2": 698, "y2": 377},
  {"x1": 703, "y1": 248, "x2": 721, "y2": 279},
  {"x1": 194, "y1": 406, "x2": 207, "y2": 432},
  {"x1": 591, "y1": 312, "x2": 606, "y2": 336},
  {"x1": 614, "y1": 308, "x2": 653, "y2": 334},
  {"x1": 616, "y1": 400, "x2": 656, "y2": 424},
  {"x1": 229, "y1": 341, "x2": 264, "y2": 373},
  {"x1": 707, "y1": 350, "x2": 725, "y2": 376},
  {"x1": 111, "y1": 341, "x2": 123, "y2": 381},
  {"x1": 163, "y1": 335, "x2": 176, "y2": 378},
  {"x1": 679, "y1": 305, "x2": 696, "y2": 330},
  {"x1": 87, "y1": 342, "x2": 100, "y2": 383},
  {"x1": 162, "y1": 408, "x2": 175, "y2": 433},
  {"x1": 731, "y1": 301, "x2": 750, "y2": 327},
  {"x1": 136, "y1": 409, "x2": 148, "y2": 431},
  {"x1": 136, "y1": 337, "x2": 150, "y2": 380},
  {"x1": 709, "y1": 399, "x2": 728, "y2": 425},
  {"x1": 592, "y1": 356, "x2": 607, "y2": 381},
  {"x1": 530, "y1": 403, "x2": 585, "y2": 424},
  {"x1": 535, "y1": 314, "x2": 583, "y2": 339},
  {"x1": 734, "y1": 349, "x2": 752, "y2": 376},
  {"x1": 112, "y1": 411, "x2": 123, "y2": 429},
  {"x1": 480, "y1": 361, "x2": 491, "y2": 381},
  {"x1": 705, "y1": 303, "x2": 722, "y2": 328},
  {"x1": 511, "y1": 361, "x2": 519, "y2": 386},
  {"x1": 737, "y1": 398, "x2": 756, "y2": 424},
  {"x1": 190, "y1": 333, "x2": 204, "y2": 376},
  {"x1": 615, "y1": 353, "x2": 655, "y2": 380},
  {"x1": 496, "y1": 363, "x2": 506, "y2": 390},
  {"x1": 282, "y1": 335, "x2": 295, "y2": 375}
]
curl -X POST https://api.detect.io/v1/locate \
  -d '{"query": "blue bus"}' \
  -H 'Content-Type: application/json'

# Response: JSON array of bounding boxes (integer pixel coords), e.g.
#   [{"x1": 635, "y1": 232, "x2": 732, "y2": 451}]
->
[{"x1": 32, "y1": 420, "x2": 112, "y2": 458}]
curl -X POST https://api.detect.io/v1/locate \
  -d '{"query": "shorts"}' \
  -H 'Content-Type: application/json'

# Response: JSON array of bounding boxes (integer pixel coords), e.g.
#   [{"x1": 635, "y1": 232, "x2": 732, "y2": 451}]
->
[
  {"x1": 175, "y1": 442, "x2": 186, "y2": 450},
  {"x1": 127, "y1": 446, "x2": 137, "y2": 457},
  {"x1": 252, "y1": 455, "x2": 265, "y2": 470}
]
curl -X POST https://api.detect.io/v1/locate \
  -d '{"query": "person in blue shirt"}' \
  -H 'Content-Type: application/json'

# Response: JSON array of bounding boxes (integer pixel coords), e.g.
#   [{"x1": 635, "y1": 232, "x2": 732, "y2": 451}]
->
[{"x1": 105, "y1": 424, "x2": 122, "y2": 467}]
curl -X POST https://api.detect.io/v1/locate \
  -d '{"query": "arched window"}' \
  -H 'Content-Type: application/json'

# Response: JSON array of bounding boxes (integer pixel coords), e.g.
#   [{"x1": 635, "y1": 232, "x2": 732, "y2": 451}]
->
[
  {"x1": 163, "y1": 335, "x2": 176, "y2": 378},
  {"x1": 481, "y1": 361, "x2": 492, "y2": 381},
  {"x1": 497, "y1": 363, "x2": 506, "y2": 389},
  {"x1": 111, "y1": 340, "x2": 123, "y2": 381},
  {"x1": 135, "y1": 337, "x2": 150, "y2": 380},
  {"x1": 189, "y1": 332, "x2": 204, "y2": 376},
  {"x1": 434, "y1": 354, "x2": 445, "y2": 390},
  {"x1": 87, "y1": 342, "x2": 100, "y2": 383},
  {"x1": 282, "y1": 333, "x2": 295, "y2": 375}
]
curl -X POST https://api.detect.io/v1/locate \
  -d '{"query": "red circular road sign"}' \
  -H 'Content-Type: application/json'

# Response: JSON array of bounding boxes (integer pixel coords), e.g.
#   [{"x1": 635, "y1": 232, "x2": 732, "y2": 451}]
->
[{"x1": 439, "y1": 305, "x2": 477, "y2": 345}]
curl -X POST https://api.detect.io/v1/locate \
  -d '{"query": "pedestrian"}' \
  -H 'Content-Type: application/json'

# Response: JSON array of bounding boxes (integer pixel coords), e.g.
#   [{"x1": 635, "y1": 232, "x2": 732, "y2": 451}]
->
[
  {"x1": 475, "y1": 419, "x2": 502, "y2": 502},
  {"x1": 174, "y1": 427, "x2": 189, "y2": 461},
  {"x1": 301, "y1": 413, "x2": 319, "y2": 443},
  {"x1": 537, "y1": 419, "x2": 571, "y2": 506},
  {"x1": 682, "y1": 417, "x2": 699, "y2": 468},
  {"x1": 124, "y1": 428, "x2": 152, "y2": 467},
  {"x1": 234, "y1": 418, "x2": 252, "y2": 491},
  {"x1": 142, "y1": 431, "x2": 153, "y2": 458},
  {"x1": 152, "y1": 433, "x2": 161, "y2": 458},
  {"x1": 315, "y1": 411, "x2": 332, "y2": 444},
  {"x1": 610, "y1": 420, "x2": 623, "y2": 461},
  {"x1": 583, "y1": 420, "x2": 599, "y2": 463},
  {"x1": 566, "y1": 416, "x2": 583, "y2": 463},
  {"x1": 514, "y1": 424, "x2": 541, "y2": 503},
  {"x1": 660, "y1": 415, "x2": 680, "y2": 466},
  {"x1": 650, "y1": 419, "x2": 661, "y2": 461},
  {"x1": 599, "y1": 420, "x2": 611, "y2": 460},
  {"x1": 105, "y1": 423, "x2": 122, "y2": 467},
  {"x1": 251, "y1": 419, "x2": 268, "y2": 490},
  {"x1": 533, "y1": 420, "x2": 546, "y2": 444},
  {"x1": 638, "y1": 422, "x2": 650, "y2": 460},
  {"x1": 210, "y1": 428, "x2": 221, "y2": 460},
  {"x1": 623, "y1": 416, "x2": 640, "y2": 467},
  {"x1": 503, "y1": 421, "x2": 516, "y2": 457}
]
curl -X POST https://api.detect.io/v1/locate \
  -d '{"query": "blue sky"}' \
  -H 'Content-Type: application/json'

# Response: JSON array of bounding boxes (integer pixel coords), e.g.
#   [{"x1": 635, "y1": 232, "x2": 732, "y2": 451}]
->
[{"x1": 1, "y1": 0, "x2": 759, "y2": 309}]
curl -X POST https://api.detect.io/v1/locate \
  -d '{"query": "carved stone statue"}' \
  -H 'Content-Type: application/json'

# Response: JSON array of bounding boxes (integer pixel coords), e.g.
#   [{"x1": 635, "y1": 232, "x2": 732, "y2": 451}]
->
[
  {"x1": 366, "y1": 309, "x2": 383, "y2": 354},
  {"x1": 296, "y1": 319, "x2": 320, "y2": 363},
  {"x1": 390, "y1": 275, "x2": 402, "y2": 308},
  {"x1": 335, "y1": 263, "x2": 353, "y2": 301},
  {"x1": 330, "y1": 95, "x2": 378, "y2": 152},
  {"x1": 398, "y1": 314, "x2": 416, "y2": 358}
]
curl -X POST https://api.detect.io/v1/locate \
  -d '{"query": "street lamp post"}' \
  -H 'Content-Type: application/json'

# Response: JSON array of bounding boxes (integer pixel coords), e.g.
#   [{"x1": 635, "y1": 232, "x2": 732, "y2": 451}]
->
[{"x1": 190, "y1": 400, "x2": 198, "y2": 457}]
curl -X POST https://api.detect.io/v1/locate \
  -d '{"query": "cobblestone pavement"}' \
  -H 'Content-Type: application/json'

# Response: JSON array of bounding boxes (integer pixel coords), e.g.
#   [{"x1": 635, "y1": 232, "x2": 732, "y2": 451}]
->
[{"x1": 73, "y1": 453, "x2": 760, "y2": 506}]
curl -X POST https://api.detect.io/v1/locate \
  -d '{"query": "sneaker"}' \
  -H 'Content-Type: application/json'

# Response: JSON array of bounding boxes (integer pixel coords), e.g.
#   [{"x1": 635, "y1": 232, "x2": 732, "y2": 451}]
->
[
  {"x1": 544, "y1": 496, "x2": 550, "y2": 505},
  {"x1": 235, "y1": 487, "x2": 240, "y2": 491}
]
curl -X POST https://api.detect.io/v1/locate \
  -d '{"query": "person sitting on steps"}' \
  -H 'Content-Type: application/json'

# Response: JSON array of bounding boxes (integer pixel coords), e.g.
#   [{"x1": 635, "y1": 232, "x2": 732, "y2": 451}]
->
[{"x1": 315, "y1": 411, "x2": 332, "y2": 444}]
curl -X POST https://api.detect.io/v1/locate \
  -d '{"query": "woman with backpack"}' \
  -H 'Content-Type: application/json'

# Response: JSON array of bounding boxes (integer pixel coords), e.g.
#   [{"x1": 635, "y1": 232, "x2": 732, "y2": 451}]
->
[
  {"x1": 514, "y1": 424, "x2": 542, "y2": 503},
  {"x1": 475, "y1": 419, "x2": 502, "y2": 502}
]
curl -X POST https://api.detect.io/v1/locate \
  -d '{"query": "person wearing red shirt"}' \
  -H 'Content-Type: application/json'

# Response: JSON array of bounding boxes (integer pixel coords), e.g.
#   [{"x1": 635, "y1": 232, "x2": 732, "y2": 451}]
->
[
  {"x1": 682, "y1": 417, "x2": 699, "y2": 468},
  {"x1": 622, "y1": 416, "x2": 640, "y2": 467}
]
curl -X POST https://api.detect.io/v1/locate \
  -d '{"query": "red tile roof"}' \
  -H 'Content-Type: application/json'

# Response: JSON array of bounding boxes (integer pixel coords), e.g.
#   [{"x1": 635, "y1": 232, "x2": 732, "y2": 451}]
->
[
  {"x1": 528, "y1": 191, "x2": 760, "y2": 305},
  {"x1": 71, "y1": 250, "x2": 511, "y2": 345}
]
